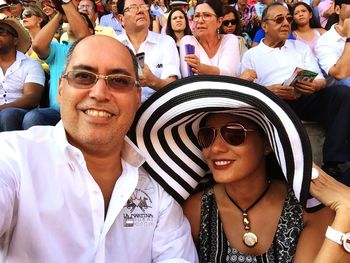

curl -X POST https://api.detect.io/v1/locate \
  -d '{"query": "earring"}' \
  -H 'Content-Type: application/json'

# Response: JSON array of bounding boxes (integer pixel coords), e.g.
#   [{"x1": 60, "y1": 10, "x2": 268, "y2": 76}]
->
[{"x1": 217, "y1": 28, "x2": 221, "y2": 40}]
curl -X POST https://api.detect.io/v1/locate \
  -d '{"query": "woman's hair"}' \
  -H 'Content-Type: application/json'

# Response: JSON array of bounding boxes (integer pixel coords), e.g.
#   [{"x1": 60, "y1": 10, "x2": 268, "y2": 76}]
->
[
  {"x1": 23, "y1": 3, "x2": 49, "y2": 28},
  {"x1": 220, "y1": 5, "x2": 243, "y2": 36},
  {"x1": 166, "y1": 8, "x2": 192, "y2": 42},
  {"x1": 291, "y1": 2, "x2": 322, "y2": 30},
  {"x1": 196, "y1": 0, "x2": 223, "y2": 17}
]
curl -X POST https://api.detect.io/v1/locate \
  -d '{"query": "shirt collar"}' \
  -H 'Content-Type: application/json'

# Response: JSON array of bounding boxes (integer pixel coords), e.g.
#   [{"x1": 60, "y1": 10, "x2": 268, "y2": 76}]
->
[
  {"x1": 118, "y1": 30, "x2": 158, "y2": 46},
  {"x1": 329, "y1": 24, "x2": 346, "y2": 42},
  {"x1": 259, "y1": 38, "x2": 290, "y2": 53},
  {"x1": 53, "y1": 121, "x2": 145, "y2": 168}
]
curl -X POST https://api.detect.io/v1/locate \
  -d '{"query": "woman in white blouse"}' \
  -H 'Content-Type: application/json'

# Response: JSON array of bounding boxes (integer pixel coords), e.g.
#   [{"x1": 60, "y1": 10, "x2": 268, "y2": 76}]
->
[{"x1": 179, "y1": 0, "x2": 240, "y2": 77}]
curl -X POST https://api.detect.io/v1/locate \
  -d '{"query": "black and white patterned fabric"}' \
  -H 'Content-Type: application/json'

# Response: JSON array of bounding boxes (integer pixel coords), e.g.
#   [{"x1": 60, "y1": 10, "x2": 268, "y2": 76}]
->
[{"x1": 199, "y1": 187, "x2": 303, "y2": 263}]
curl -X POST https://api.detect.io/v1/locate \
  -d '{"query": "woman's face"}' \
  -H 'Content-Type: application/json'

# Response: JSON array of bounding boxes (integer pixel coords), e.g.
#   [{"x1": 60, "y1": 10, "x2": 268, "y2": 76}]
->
[
  {"x1": 293, "y1": 4, "x2": 312, "y2": 26},
  {"x1": 200, "y1": 113, "x2": 269, "y2": 184},
  {"x1": 171, "y1": 10, "x2": 186, "y2": 33},
  {"x1": 42, "y1": 3, "x2": 55, "y2": 17},
  {"x1": 22, "y1": 9, "x2": 43, "y2": 30},
  {"x1": 193, "y1": 3, "x2": 221, "y2": 38},
  {"x1": 222, "y1": 12, "x2": 238, "y2": 34}
]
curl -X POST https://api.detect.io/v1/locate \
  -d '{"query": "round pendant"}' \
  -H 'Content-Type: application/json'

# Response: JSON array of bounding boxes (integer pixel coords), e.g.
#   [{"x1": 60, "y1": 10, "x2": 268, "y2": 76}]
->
[{"x1": 243, "y1": 232, "x2": 258, "y2": 247}]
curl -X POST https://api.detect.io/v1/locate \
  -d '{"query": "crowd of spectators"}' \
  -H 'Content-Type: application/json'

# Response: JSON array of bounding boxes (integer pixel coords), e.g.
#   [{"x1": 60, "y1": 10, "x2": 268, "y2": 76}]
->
[{"x1": 1, "y1": 0, "x2": 350, "y2": 179}]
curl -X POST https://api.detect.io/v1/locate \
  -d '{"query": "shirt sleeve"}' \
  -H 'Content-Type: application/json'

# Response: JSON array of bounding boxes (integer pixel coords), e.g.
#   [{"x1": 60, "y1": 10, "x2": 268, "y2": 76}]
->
[
  {"x1": 160, "y1": 36, "x2": 181, "y2": 80},
  {"x1": 315, "y1": 34, "x2": 339, "y2": 75},
  {"x1": 0, "y1": 138, "x2": 19, "y2": 238},
  {"x1": 24, "y1": 58, "x2": 46, "y2": 86},
  {"x1": 218, "y1": 34, "x2": 240, "y2": 77},
  {"x1": 152, "y1": 190, "x2": 199, "y2": 263}
]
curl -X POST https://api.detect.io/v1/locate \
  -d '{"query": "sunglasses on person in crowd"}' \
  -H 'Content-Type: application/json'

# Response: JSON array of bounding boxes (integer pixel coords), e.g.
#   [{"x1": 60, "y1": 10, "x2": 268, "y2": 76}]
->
[
  {"x1": 0, "y1": 27, "x2": 17, "y2": 37},
  {"x1": 222, "y1": 19, "x2": 238, "y2": 26},
  {"x1": 264, "y1": 15, "x2": 293, "y2": 24},
  {"x1": 22, "y1": 11, "x2": 34, "y2": 18},
  {"x1": 61, "y1": 71, "x2": 139, "y2": 91},
  {"x1": 197, "y1": 123, "x2": 258, "y2": 148}
]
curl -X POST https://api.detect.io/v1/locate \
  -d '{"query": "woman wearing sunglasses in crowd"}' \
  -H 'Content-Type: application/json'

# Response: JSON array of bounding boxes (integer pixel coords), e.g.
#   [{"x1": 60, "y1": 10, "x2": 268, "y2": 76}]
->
[
  {"x1": 220, "y1": 5, "x2": 252, "y2": 59},
  {"x1": 22, "y1": 3, "x2": 50, "y2": 75},
  {"x1": 166, "y1": 8, "x2": 192, "y2": 51},
  {"x1": 179, "y1": 0, "x2": 240, "y2": 77},
  {"x1": 132, "y1": 76, "x2": 350, "y2": 262},
  {"x1": 291, "y1": 2, "x2": 326, "y2": 55}
]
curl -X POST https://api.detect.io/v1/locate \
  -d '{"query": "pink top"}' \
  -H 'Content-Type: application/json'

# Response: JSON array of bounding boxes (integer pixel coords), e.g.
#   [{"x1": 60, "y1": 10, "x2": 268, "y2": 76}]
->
[
  {"x1": 294, "y1": 29, "x2": 321, "y2": 55},
  {"x1": 318, "y1": 0, "x2": 333, "y2": 28}
]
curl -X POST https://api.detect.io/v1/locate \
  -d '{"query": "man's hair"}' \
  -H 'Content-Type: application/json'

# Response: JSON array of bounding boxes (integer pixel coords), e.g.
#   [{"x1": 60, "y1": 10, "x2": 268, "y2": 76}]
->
[
  {"x1": 261, "y1": 2, "x2": 285, "y2": 22},
  {"x1": 63, "y1": 37, "x2": 139, "y2": 82}
]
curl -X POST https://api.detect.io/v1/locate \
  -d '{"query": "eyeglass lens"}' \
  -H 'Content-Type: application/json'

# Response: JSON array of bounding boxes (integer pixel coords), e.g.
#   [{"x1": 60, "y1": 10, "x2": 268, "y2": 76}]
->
[{"x1": 197, "y1": 125, "x2": 247, "y2": 148}]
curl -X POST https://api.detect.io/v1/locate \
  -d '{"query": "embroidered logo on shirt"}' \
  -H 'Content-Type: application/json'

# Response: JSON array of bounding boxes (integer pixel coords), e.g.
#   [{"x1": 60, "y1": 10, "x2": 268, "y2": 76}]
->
[
  {"x1": 123, "y1": 188, "x2": 154, "y2": 227},
  {"x1": 156, "y1": 64, "x2": 163, "y2": 68}
]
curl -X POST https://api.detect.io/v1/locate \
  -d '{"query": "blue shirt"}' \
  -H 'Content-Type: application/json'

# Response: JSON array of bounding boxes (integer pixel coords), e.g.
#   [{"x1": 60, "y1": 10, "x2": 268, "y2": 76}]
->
[
  {"x1": 45, "y1": 41, "x2": 71, "y2": 110},
  {"x1": 99, "y1": 13, "x2": 123, "y2": 35}
]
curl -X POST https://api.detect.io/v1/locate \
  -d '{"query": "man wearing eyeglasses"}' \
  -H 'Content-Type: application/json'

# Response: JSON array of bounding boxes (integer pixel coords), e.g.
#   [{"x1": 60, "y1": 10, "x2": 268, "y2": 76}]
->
[
  {"x1": 116, "y1": 0, "x2": 180, "y2": 102},
  {"x1": 0, "y1": 14, "x2": 45, "y2": 132},
  {"x1": 100, "y1": 0, "x2": 124, "y2": 35},
  {"x1": 241, "y1": 2, "x2": 350, "y2": 180},
  {"x1": 0, "y1": 35, "x2": 198, "y2": 262}
]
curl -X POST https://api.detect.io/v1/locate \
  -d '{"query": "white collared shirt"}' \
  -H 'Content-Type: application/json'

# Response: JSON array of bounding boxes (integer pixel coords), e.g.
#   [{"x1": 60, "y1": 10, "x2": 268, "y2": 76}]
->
[
  {"x1": 241, "y1": 39, "x2": 324, "y2": 86},
  {"x1": 0, "y1": 51, "x2": 45, "y2": 105},
  {"x1": 0, "y1": 122, "x2": 198, "y2": 263},
  {"x1": 116, "y1": 31, "x2": 181, "y2": 102},
  {"x1": 315, "y1": 24, "x2": 346, "y2": 75}
]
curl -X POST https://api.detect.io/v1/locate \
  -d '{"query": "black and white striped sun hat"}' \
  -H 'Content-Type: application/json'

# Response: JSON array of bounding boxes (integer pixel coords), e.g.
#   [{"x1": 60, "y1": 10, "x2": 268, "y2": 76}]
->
[{"x1": 129, "y1": 75, "x2": 321, "y2": 210}]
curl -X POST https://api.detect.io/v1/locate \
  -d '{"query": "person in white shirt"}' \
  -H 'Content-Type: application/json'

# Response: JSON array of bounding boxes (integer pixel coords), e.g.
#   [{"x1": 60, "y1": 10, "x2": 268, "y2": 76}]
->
[
  {"x1": 315, "y1": 0, "x2": 350, "y2": 87},
  {"x1": 241, "y1": 2, "x2": 350, "y2": 179},
  {"x1": 116, "y1": 0, "x2": 180, "y2": 102},
  {"x1": 0, "y1": 35, "x2": 198, "y2": 263},
  {"x1": 0, "y1": 14, "x2": 45, "y2": 132}
]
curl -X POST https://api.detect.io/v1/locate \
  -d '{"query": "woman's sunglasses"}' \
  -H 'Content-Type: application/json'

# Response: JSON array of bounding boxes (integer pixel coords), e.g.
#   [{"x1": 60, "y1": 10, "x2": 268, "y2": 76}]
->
[
  {"x1": 22, "y1": 11, "x2": 34, "y2": 19},
  {"x1": 222, "y1": 19, "x2": 238, "y2": 27},
  {"x1": 197, "y1": 123, "x2": 258, "y2": 148}
]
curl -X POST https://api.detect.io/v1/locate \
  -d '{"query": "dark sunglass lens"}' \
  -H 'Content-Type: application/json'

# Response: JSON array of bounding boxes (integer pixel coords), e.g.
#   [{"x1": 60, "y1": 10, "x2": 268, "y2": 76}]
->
[
  {"x1": 108, "y1": 75, "x2": 133, "y2": 90},
  {"x1": 198, "y1": 128, "x2": 215, "y2": 148},
  {"x1": 222, "y1": 126, "x2": 245, "y2": 146},
  {"x1": 71, "y1": 71, "x2": 96, "y2": 86},
  {"x1": 23, "y1": 12, "x2": 33, "y2": 18},
  {"x1": 275, "y1": 16, "x2": 284, "y2": 24},
  {"x1": 286, "y1": 16, "x2": 293, "y2": 23}
]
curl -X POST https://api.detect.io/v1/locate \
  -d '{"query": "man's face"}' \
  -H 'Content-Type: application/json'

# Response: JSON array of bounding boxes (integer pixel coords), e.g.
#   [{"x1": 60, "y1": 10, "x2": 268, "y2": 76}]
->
[
  {"x1": 262, "y1": 5, "x2": 292, "y2": 43},
  {"x1": 78, "y1": 0, "x2": 97, "y2": 24},
  {"x1": 336, "y1": 3, "x2": 350, "y2": 22},
  {"x1": 122, "y1": 0, "x2": 150, "y2": 32},
  {"x1": 111, "y1": 0, "x2": 118, "y2": 15},
  {"x1": 57, "y1": 35, "x2": 141, "y2": 154},
  {"x1": 0, "y1": 22, "x2": 17, "y2": 53}
]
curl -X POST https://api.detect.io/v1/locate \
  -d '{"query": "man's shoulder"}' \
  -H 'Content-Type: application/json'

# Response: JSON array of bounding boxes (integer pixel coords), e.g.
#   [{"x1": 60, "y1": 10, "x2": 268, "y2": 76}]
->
[{"x1": 317, "y1": 26, "x2": 341, "y2": 44}]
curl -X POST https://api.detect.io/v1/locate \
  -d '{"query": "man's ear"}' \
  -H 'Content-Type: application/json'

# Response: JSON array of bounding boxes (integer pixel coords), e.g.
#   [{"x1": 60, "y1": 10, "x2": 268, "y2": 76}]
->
[
  {"x1": 119, "y1": 14, "x2": 124, "y2": 27},
  {"x1": 261, "y1": 20, "x2": 268, "y2": 33},
  {"x1": 57, "y1": 78, "x2": 63, "y2": 105},
  {"x1": 335, "y1": 5, "x2": 341, "y2": 15}
]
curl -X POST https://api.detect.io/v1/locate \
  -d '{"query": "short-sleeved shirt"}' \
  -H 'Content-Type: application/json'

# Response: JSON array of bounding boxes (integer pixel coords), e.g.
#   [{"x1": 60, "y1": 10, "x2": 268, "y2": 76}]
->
[
  {"x1": 241, "y1": 39, "x2": 324, "y2": 86},
  {"x1": 315, "y1": 24, "x2": 346, "y2": 75},
  {"x1": 0, "y1": 51, "x2": 45, "y2": 105},
  {"x1": 45, "y1": 41, "x2": 72, "y2": 110},
  {"x1": 99, "y1": 13, "x2": 123, "y2": 35},
  {"x1": 117, "y1": 31, "x2": 180, "y2": 102}
]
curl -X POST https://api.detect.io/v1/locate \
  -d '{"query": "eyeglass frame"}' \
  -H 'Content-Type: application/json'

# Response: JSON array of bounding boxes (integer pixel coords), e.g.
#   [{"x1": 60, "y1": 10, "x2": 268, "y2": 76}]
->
[
  {"x1": 61, "y1": 71, "x2": 140, "y2": 91},
  {"x1": 123, "y1": 4, "x2": 149, "y2": 14},
  {"x1": 193, "y1": 12, "x2": 217, "y2": 22},
  {"x1": 263, "y1": 14, "x2": 293, "y2": 24},
  {"x1": 197, "y1": 122, "x2": 258, "y2": 148},
  {"x1": 22, "y1": 11, "x2": 35, "y2": 18},
  {"x1": 78, "y1": 4, "x2": 94, "y2": 11}
]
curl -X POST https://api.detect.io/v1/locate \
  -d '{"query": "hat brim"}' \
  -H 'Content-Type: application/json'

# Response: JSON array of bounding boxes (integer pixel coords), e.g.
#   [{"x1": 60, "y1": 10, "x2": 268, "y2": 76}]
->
[
  {"x1": 129, "y1": 75, "x2": 320, "y2": 210},
  {"x1": 0, "y1": 15, "x2": 31, "y2": 53}
]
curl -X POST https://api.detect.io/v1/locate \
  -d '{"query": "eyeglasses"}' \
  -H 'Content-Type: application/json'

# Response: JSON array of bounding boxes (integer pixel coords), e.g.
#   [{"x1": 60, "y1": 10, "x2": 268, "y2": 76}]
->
[
  {"x1": 222, "y1": 19, "x2": 238, "y2": 26},
  {"x1": 193, "y1": 12, "x2": 217, "y2": 22},
  {"x1": 0, "y1": 27, "x2": 16, "y2": 37},
  {"x1": 264, "y1": 15, "x2": 293, "y2": 24},
  {"x1": 78, "y1": 4, "x2": 94, "y2": 11},
  {"x1": 61, "y1": 71, "x2": 139, "y2": 91},
  {"x1": 123, "y1": 4, "x2": 149, "y2": 13},
  {"x1": 197, "y1": 123, "x2": 258, "y2": 148},
  {"x1": 22, "y1": 11, "x2": 34, "y2": 18}
]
